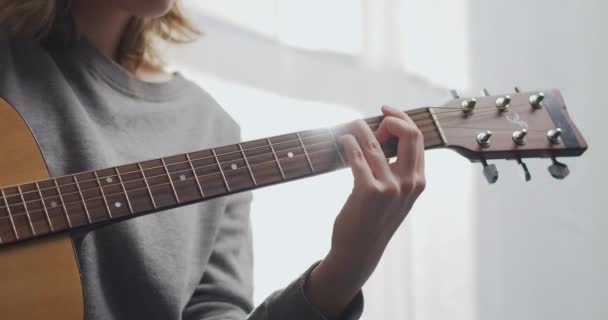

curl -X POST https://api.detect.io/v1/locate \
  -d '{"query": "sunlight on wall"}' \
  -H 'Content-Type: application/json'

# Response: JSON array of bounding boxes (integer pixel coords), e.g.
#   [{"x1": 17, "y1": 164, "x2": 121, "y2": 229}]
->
[
  {"x1": 188, "y1": 0, "x2": 362, "y2": 54},
  {"x1": 400, "y1": 0, "x2": 471, "y2": 89},
  {"x1": 276, "y1": 0, "x2": 363, "y2": 54}
]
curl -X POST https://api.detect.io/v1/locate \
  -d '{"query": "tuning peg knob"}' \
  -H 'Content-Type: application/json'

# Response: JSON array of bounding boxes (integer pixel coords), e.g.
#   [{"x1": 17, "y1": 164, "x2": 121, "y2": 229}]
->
[
  {"x1": 512, "y1": 129, "x2": 528, "y2": 146},
  {"x1": 450, "y1": 90, "x2": 460, "y2": 99},
  {"x1": 548, "y1": 157, "x2": 570, "y2": 179},
  {"x1": 496, "y1": 95, "x2": 511, "y2": 112},
  {"x1": 461, "y1": 99, "x2": 476, "y2": 115},
  {"x1": 514, "y1": 86, "x2": 522, "y2": 93},
  {"x1": 517, "y1": 158, "x2": 532, "y2": 182},
  {"x1": 482, "y1": 88, "x2": 490, "y2": 96},
  {"x1": 482, "y1": 159, "x2": 499, "y2": 184},
  {"x1": 547, "y1": 128, "x2": 563, "y2": 144},
  {"x1": 477, "y1": 131, "x2": 493, "y2": 148},
  {"x1": 529, "y1": 92, "x2": 545, "y2": 109}
]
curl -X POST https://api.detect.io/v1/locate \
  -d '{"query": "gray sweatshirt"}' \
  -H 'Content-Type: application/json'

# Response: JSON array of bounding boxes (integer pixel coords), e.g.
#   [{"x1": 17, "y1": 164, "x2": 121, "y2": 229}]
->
[{"x1": 0, "y1": 33, "x2": 363, "y2": 320}]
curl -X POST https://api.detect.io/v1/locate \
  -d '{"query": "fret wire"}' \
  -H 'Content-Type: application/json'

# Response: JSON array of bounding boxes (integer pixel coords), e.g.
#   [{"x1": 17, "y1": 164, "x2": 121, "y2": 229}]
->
[
  {"x1": 267, "y1": 138, "x2": 286, "y2": 180},
  {"x1": 0, "y1": 191, "x2": 2, "y2": 243},
  {"x1": 0, "y1": 192, "x2": 2, "y2": 242},
  {"x1": 1, "y1": 188, "x2": 19, "y2": 240},
  {"x1": 17, "y1": 185, "x2": 36, "y2": 235},
  {"x1": 114, "y1": 168, "x2": 135, "y2": 214},
  {"x1": 35, "y1": 182, "x2": 54, "y2": 232},
  {"x1": 296, "y1": 132, "x2": 315, "y2": 173},
  {"x1": 160, "y1": 158, "x2": 181, "y2": 204},
  {"x1": 94, "y1": 171, "x2": 113, "y2": 219},
  {"x1": 73, "y1": 176, "x2": 92, "y2": 224},
  {"x1": 185, "y1": 154, "x2": 206, "y2": 198},
  {"x1": 326, "y1": 128, "x2": 346, "y2": 166},
  {"x1": 211, "y1": 148, "x2": 231, "y2": 192},
  {"x1": 53, "y1": 179, "x2": 72, "y2": 228},
  {"x1": 238, "y1": 143, "x2": 257, "y2": 186},
  {"x1": 137, "y1": 163, "x2": 158, "y2": 209}
]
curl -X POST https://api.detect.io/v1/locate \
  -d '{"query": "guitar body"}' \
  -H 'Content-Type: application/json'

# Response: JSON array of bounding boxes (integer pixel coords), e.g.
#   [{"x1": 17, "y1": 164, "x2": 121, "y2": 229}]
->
[{"x1": 0, "y1": 98, "x2": 83, "y2": 319}]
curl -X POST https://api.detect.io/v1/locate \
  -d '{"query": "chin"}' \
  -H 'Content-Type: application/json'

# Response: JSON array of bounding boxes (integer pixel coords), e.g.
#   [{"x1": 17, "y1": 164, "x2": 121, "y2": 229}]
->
[{"x1": 114, "y1": 0, "x2": 177, "y2": 18}]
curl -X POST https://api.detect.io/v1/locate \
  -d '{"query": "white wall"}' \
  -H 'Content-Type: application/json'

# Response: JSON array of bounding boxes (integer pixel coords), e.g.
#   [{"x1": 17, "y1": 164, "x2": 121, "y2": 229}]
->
[{"x1": 468, "y1": 1, "x2": 607, "y2": 319}]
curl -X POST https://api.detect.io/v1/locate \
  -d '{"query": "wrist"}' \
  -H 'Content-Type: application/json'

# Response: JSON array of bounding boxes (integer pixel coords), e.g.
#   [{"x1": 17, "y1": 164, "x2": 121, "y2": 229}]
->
[{"x1": 304, "y1": 254, "x2": 363, "y2": 319}]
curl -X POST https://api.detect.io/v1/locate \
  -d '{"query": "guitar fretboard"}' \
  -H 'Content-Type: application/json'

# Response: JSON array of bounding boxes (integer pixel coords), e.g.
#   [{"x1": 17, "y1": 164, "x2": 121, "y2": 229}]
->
[{"x1": 0, "y1": 108, "x2": 444, "y2": 246}]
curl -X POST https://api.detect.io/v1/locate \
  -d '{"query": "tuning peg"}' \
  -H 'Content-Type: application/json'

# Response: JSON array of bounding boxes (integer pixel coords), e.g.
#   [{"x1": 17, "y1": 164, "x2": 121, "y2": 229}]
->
[
  {"x1": 461, "y1": 99, "x2": 476, "y2": 114},
  {"x1": 512, "y1": 129, "x2": 528, "y2": 146},
  {"x1": 450, "y1": 90, "x2": 460, "y2": 99},
  {"x1": 496, "y1": 95, "x2": 512, "y2": 112},
  {"x1": 547, "y1": 128, "x2": 563, "y2": 144},
  {"x1": 548, "y1": 157, "x2": 570, "y2": 180},
  {"x1": 514, "y1": 86, "x2": 522, "y2": 93},
  {"x1": 481, "y1": 159, "x2": 499, "y2": 184},
  {"x1": 477, "y1": 130, "x2": 493, "y2": 148},
  {"x1": 529, "y1": 92, "x2": 545, "y2": 109},
  {"x1": 482, "y1": 88, "x2": 490, "y2": 96},
  {"x1": 517, "y1": 158, "x2": 532, "y2": 182}
]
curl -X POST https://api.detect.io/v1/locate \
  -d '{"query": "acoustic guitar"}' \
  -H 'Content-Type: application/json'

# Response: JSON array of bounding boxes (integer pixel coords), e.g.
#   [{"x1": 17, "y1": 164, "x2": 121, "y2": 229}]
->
[{"x1": 0, "y1": 88, "x2": 587, "y2": 319}]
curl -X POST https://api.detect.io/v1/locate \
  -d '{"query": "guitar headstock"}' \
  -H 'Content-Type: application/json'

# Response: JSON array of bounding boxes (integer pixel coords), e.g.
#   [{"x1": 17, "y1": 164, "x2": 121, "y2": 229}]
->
[{"x1": 433, "y1": 88, "x2": 587, "y2": 183}]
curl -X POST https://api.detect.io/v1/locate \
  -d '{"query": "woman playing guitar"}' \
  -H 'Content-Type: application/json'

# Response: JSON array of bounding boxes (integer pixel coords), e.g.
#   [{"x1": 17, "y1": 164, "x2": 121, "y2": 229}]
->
[{"x1": 0, "y1": 1, "x2": 426, "y2": 319}]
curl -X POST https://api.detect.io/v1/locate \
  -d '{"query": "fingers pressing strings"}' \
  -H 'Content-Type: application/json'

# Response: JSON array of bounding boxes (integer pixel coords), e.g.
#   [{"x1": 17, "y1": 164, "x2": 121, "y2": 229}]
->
[
  {"x1": 338, "y1": 135, "x2": 375, "y2": 185},
  {"x1": 374, "y1": 106, "x2": 423, "y2": 175},
  {"x1": 347, "y1": 120, "x2": 394, "y2": 182}
]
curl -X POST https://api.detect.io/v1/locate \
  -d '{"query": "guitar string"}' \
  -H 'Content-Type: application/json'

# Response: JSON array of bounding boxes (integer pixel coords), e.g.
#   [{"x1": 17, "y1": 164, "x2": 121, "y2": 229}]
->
[
  {"x1": 1, "y1": 100, "x2": 544, "y2": 206},
  {"x1": 0, "y1": 120, "x2": 557, "y2": 222},
  {"x1": 0, "y1": 101, "x2": 549, "y2": 213},
  {"x1": 9, "y1": 100, "x2": 527, "y2": 198},
  {"x1": 0, "y1": 121, "x2": 559, "y2": 233},
  {"x1": 0, "y1": 122, "x2": 561, "y2": 231},
  {"x1": 0, "y1": 106, "x2": 551, "y2": 222},
  {"x1": 0, "y1": 101, "x2": 539, "y2": 204},
  {"x1": 1, "y1": 101, "x2": 533, "y2": 201}
]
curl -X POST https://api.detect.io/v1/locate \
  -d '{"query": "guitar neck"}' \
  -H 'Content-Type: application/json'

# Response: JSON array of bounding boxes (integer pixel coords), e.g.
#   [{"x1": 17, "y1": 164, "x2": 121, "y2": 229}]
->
[{"x1": 0, "y1": 108, "x2": 443, "y2": 246}]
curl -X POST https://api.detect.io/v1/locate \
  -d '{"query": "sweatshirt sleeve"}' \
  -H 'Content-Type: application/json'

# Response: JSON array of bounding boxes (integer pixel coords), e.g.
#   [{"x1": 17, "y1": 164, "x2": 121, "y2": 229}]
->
[
  {"x1": 182, "y1": 190, "x2": 364, "y2": 320},
  {"x1": 247, "y1": 263, "x2": 365, "y2": 320},
  {"x1": 182, "y1": 191, "x2": 256, "y2": 320}
]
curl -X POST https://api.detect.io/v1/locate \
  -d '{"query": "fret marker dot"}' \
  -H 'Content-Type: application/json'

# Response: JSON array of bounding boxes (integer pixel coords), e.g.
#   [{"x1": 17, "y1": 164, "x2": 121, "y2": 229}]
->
[
  {"x1": 50, "y1": 201, "x2": 58, "y2": 208},
  {"x1": 231, "y1": 164, "x2": 238, "y2": 170},
  {"x1": 106, "y1": 177, "x2": 113, "y2": 183},
  {"x1": 179, "y1": 175, "x2": 186, "y2": 181},
  {"x1": 114, "y1": 201, "x2": 122, "y2": 208},
  {"x1": 288, "y1": 152, "x2": 294, "y2": 158}
]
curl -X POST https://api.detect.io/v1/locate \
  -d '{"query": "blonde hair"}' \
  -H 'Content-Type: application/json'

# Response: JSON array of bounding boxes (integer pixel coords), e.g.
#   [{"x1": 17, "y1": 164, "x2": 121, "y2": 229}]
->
[{"x1": 0, "y1": 0, "x2": 200, "y2": 70}]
